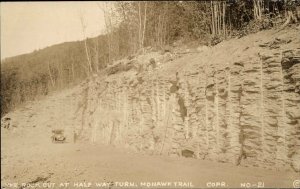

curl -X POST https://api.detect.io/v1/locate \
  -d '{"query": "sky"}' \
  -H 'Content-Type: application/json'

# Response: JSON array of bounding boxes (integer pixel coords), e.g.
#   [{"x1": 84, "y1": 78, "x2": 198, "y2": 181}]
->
[{"x1": 1, "y1": 2, "x2": 107, "y2": 60}]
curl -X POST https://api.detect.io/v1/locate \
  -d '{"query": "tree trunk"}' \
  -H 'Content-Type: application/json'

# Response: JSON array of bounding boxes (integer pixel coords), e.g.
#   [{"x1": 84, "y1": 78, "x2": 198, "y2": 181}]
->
[
  {"x1": 71, "y1": 57, "x2": 75, "y2": 82},
  {"x1": 98, "y1": 2, "x2": 112, "y2": 64},
  {"x1": 47, "y1": 61, "x2": 55, "y2": 87},
  {"x1": 142, "y1": 2, "x2": 147, "y2": 51},
  {"x1": 223, "y1": 1, "x2": 226, "y2": 37},
  {"x1": 254, "y1": 0, "x2": 263, "y2": 20},
  {"x1": 79, "y1": 14, "x2": 93, "y2": 74},
  {"x1": 281, "y1": 10, "x2": 297, "y2": 29},
  {"x1": 84, "y1": 39, "x2": 92, "y2": 74},
  {"x1": 211, "y1": 1, "x2": 215, "y2": 36},
  {"x1": 138, "y1": 2, "x2": 142, "y2": 50}
]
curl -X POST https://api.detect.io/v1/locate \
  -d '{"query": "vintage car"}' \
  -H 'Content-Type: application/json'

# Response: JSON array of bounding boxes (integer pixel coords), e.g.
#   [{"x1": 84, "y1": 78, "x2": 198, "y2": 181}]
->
[{"x1": 51, "y1": 129, "x2": 66, "y2": 143}]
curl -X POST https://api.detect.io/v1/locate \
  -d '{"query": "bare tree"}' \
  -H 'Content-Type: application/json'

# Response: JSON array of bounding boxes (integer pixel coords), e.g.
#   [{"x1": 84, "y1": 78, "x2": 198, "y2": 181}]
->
[
  {"x1": 142, "y1": 2, "x2": 147, "y2": 50},
  {"x1": 91, "y1": 38, "x2": 100, "y2": 72},
  {"x1": 210, "y1": 1, "x2": 226, "y2": 38},
  {"x1": 138, "y1": 2, "x2": 142, "y2": 50},
  {"x1": 137, "y1": 1, "x2": 148, "y2": 52},
  {"x1": 79, "y1": 11, "x2": 93, "y2": 75},
  {"x1": 70, "y1": 56, "x2": 75, "y2": 82},
  {"x1": 98, "y1": 2, "x2": 115, "y2": 64},
  {"x1": 47, "y1": 61, "x2": 55, "y2": 87},
  {"x1": 253, "y1": 0, "x2": 263, "y2": 20}
]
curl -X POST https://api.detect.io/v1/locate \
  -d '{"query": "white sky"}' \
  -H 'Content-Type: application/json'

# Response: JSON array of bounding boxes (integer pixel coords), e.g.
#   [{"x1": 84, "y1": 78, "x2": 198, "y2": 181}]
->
[{"x1": 1, "y1": 2, "x2": 107, "y2": 60}]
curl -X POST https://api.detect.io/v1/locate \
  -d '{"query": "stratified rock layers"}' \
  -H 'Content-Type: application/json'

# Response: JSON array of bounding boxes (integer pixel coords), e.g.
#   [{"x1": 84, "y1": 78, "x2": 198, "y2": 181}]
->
[{"x1": 75, "y1": 47, "x2": 300, "y2": 172}]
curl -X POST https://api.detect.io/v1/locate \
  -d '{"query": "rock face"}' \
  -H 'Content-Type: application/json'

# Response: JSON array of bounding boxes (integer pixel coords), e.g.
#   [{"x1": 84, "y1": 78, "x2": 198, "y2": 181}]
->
[{"x1": 73, "y1": 30, "x2": 300, "y2": 172}]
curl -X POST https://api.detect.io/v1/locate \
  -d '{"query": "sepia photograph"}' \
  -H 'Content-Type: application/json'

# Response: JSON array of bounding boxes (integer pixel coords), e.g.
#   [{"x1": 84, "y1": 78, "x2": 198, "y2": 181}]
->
[{"x1": 1, "y1": 1, "x2": 300, "y2": 188}]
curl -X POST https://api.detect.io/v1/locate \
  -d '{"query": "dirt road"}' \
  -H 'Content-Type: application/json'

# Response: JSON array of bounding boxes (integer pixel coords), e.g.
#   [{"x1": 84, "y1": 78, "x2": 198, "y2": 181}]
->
[{"x1": 1, "y1": 126, "x2": 299, "y2": 188}]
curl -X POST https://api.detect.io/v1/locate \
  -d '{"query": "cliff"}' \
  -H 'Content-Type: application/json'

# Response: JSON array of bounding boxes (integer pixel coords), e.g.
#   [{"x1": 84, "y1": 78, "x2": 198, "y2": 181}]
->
[{"x1": 72, "y1": 28, "x2": 300, "y2": 172}]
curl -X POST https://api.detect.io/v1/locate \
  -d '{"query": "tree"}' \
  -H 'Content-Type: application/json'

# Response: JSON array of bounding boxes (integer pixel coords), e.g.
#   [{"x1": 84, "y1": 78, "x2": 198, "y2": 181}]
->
[
  {"x1": 79, "y1": 11, "x2": 93, "y2": 75},
  {"x1": 210, "y1": 1, "x2": 227, "y2": 38},
  {"x1": 47, "y1": 60, "x2": 55, "y2": 87},
  {"x1": 253, "y1": 0, "x2": 263, "y2": 20}
]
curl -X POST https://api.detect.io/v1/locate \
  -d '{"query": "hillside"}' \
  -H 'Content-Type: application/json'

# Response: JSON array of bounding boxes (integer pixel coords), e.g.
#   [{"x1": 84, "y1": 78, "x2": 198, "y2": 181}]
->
[
  {"x1": 1, "y1": 35, "x2": 110, "y2": 116},
  {"x1": 1, "y1": 27, "x2": 299, "y2": 188}
]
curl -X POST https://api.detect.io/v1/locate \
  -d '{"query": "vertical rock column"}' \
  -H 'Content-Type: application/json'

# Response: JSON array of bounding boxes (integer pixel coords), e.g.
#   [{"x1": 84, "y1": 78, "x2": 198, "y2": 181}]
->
[
  {"x1": 177, "y1": 71, "x2": 191, "y2": 148},
  {"x1": 139, "y1": 73, "x2": 155, "y2": 152},
  {"x1": 204, "y1": 66, "x2": 218, "y2": 160},
  {"x1": 259, "y1": 51, "x2": 284, "y2": 168},
  {"x1": 167, "y1": 73, "x2": 186, "y2": 156},
  {"x1": 240, "y1": 57, "x2": 263, "y2": 167},
  {"x1": 184, "y1": 67, "x2": 204, "y2": 157},
  {"x1": 281, "y1": 50, "x2": 300, "y2": 172},
  {"x1": 178, "y1": 68, "x2": 200, "y2": 155},
  {"x1": 215, "y1": 67, "x2": 231, "y2": 162},
  {"x1": 227, "y1": 62, "x2": 244, "y2": 165},
  {"x1": 121, "y1": 83, "x2": 129, "y2": 146},
  {"x1": 159, "y1": 78, "x2": 176, "y2": 155},
  {"x1": 195, "y1": 67, "x2": 209, "y2": 159},
  {"x1": 73, "y1": 81, "x2": 89, "y2": 141},
  {"x1": 82, "y1": 79, "x2": 98, "y2": 141},
  {"x1": 152, "y1": 78, "x2": 169, "y2": 154}
]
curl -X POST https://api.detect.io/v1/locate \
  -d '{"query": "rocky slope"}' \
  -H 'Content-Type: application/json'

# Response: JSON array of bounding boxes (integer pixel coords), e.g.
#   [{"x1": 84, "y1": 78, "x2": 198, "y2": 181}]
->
[
  {"x1": 70, "y1": 28, "x2": 300, "y2": 172},
  {"x1": 2, "y1": 28, "x2": 300, "y2": 174}
]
